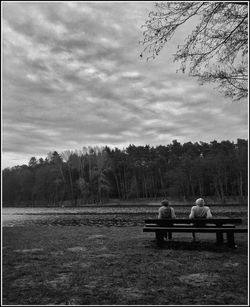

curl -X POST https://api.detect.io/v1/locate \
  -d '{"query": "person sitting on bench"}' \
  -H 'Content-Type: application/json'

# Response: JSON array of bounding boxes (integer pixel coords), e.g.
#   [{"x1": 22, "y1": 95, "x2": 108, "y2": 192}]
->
[
  {"x1": 189, "y1": 198, "x2": 212, "y2": 242},
  {"x1": 158, "y1": 199, "x2": 176, "y2": 240}
]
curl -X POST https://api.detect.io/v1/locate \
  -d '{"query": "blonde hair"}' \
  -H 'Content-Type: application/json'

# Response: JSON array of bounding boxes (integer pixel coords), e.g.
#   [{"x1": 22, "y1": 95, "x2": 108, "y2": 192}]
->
[{"x1": 195, "y1": 198, "x2": 205, "y2": 206}]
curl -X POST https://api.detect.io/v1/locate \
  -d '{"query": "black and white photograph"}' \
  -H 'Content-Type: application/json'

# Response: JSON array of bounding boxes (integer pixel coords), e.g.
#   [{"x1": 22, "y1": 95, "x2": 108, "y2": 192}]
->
[{"x1": 1, "y1": 1, "x2": 248, "y2": 306}]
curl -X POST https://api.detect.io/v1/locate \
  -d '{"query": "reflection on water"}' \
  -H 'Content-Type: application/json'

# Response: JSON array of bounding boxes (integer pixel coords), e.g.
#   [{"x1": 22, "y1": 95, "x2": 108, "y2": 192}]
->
[
  {"x1": 2, "y1": 207, "x2": 151, "y2": 227},
  {"x1": 2, "y1": 207, "x2": 76, "y2": 227},
  {"x1": 2, "y1": 212, "x2": 59, "y2": 227}
]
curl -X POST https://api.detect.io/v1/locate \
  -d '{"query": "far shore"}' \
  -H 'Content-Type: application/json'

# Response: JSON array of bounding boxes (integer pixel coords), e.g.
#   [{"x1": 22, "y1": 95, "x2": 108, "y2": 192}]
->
[{"x1": 2, "y1": 200, "x2": 248, "y2": 208}]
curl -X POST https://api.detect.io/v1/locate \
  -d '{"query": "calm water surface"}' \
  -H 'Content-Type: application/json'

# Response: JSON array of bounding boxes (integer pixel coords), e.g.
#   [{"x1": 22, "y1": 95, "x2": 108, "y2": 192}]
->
[
  {"x1": 2, "y1": 205, "x2": 247, "y2": 227},
  {"x1": 2, "y1": 207, "x2": 159, "y2": 227}
]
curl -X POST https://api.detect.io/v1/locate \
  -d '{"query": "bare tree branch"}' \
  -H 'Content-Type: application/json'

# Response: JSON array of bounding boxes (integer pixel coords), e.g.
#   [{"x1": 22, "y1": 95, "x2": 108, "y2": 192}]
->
[{"x1": 140, "y1": 2, "x2": 248, "y2": 101}]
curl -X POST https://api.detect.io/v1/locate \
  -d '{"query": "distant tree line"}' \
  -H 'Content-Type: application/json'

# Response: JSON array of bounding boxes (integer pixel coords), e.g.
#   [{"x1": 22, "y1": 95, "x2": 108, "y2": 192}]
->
[{"x1": 2, "y1": 139, "x2": 248, "y2": 206}]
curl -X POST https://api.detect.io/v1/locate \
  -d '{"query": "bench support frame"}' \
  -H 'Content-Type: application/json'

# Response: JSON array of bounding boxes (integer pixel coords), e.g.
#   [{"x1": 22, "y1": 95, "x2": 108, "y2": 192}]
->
[{"x1": 152, "y1": 229, "x2": 243, "y2": 248}]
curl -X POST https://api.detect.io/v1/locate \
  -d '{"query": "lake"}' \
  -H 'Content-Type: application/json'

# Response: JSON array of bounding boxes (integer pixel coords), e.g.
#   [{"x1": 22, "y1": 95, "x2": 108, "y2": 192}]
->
[{"x1": 2, "y1": 204, "x2": 247, "y2": 227}]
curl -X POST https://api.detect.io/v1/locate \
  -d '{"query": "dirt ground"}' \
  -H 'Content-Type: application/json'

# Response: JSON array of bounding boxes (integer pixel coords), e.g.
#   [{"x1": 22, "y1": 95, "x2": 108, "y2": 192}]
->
[{"x1": 2, "y1": 222, "x2": 248, "y2": 305}]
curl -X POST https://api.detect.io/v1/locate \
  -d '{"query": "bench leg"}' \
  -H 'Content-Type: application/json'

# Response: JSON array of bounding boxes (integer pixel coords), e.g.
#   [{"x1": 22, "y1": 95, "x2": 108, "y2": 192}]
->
[
  {"x1": 156, "y1": 231, "x2": 164, "y2": 247},
  {"x1": 165, "y1": 231, "x2": 172, "y2": 240},
  {"x1": 226, "y1": 232, "x2": 236, "y2": 248},
  {"x1": 216, "y1": 232, "x2": 224, "y2": 245},
  {"x1": 192, "y1": 231, "x2": 196, "y2": 240}
]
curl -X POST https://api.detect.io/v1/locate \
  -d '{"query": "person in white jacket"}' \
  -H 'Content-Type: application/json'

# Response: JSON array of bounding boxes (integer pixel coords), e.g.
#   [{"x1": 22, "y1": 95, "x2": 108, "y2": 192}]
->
[{"x1": 189, "y1": 198, "x2": 212, "y2": 242}]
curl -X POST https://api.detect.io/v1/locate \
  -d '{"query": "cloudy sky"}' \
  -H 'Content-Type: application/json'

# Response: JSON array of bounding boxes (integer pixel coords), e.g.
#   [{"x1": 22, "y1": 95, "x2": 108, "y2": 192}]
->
[{"x1": 2, "y1": 1, "x2": 248, "y2": 168}]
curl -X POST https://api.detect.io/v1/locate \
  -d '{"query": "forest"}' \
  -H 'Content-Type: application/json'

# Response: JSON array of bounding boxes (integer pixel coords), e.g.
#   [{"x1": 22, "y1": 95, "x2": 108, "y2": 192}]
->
[{"x1": 2, "y1": 139, "x2": 248, "y2": 206}]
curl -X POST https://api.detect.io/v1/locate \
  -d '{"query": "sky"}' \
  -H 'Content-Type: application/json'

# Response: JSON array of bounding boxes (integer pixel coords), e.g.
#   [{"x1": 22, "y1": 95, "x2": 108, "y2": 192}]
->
[{"x1": 2, "y1": 1, "x2": 248, "y2": 168}]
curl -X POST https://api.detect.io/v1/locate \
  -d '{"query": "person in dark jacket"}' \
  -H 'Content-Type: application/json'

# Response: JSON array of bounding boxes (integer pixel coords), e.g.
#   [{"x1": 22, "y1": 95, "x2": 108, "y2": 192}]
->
[{"x1": 158, "y1": 199, "x2": 176, "y2": 240}]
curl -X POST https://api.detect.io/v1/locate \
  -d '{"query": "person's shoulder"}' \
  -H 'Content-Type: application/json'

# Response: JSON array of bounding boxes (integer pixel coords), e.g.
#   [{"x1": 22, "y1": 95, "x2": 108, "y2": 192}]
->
[{"x1": 204, "y1": 206, "x2": 210, "y2": 210}]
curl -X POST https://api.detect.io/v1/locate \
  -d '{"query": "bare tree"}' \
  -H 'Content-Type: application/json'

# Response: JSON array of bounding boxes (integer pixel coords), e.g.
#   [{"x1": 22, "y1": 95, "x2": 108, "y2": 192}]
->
[
  {"x1": 61, "y1": 150, "x2": 74, "y2": 202},
  {"x1": 140, "y1": 2, "x2": 248, "y2": 100}
]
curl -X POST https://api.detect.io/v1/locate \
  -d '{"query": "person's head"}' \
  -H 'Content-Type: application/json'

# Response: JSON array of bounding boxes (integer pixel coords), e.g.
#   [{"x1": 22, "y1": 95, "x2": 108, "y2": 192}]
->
[
  {"x1": 161, "y1": 199, "x2": 169, "y2": 207},
  {"x1": 195, "y1": 198, "x2": 205, "y2": 207}
]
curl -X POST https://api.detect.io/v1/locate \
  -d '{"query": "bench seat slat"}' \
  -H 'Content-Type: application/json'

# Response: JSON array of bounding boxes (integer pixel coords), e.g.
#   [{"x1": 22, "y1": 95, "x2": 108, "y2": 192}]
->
[
  {"x1": 144, "y1": 224, "x2": 236, "y2": 228},
  {"x1": 145, "y1": 218, "x2": 242, "y2": 225}
]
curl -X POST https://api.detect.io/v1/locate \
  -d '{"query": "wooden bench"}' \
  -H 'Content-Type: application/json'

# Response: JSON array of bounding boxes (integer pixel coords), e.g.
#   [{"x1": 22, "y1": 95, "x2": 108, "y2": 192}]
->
[{"x1": 143, "y1": 218, "x2": 247, "y2": 248}]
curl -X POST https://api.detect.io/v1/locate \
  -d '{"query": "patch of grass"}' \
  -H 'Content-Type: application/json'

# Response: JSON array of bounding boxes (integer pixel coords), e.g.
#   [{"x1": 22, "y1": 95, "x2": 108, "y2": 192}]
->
[{"x1": 3, "y1": 224, "x2": 248, "y2": 305}]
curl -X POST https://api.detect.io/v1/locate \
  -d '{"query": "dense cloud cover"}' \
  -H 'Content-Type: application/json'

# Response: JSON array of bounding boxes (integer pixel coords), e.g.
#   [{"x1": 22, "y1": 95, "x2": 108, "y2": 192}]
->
[{"x1": 2, "y1": 2, "x2": 248, "y2": 168}]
